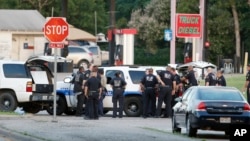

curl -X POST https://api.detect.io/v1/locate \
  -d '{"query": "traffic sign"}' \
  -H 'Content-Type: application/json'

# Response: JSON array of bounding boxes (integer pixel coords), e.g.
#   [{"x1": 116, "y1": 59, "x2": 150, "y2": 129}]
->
[
  {"x1": 176, "y1": 14, "x2": 202, "y2": 38},
  {"x1": 164, "y1": 29, "x2": 172, "y2": 41},
  {"x1": 44, "y1": 17, "x2": 69, "y2": 43}
]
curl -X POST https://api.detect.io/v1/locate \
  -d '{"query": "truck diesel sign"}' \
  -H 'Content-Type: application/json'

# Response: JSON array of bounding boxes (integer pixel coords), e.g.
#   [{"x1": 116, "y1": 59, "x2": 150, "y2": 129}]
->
[{"x1": 176, "y1": 14, "x2": 202, "y2": 38}]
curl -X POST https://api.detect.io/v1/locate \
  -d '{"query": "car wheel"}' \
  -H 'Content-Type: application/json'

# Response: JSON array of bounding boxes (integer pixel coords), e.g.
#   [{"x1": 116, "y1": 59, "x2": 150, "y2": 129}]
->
[
  {"x1": 0, "y1": 91, "x2": 17, "y2": 112},
  {"x1": 23, "y1": 103, "x2": 41, "y2": 114},
  {"x1": 186, "y1": 116, "x2": 197, "y2": 137},
  {"x1": 64, "y1": 109, "x2": 76, "y2": 115},
  {"x1": 172, "y1": 114, "x2": 181, "y2": 133},
  {"x1": 103, "y1": 109, "x2": 109, "y2": 115},
  {"x1": 124, "y1": 97, "x2": 142, "y2": 117},
  {"x1": 46, "y1": 96, "x2": 66, "y2": 115},
  {"x1": 78, "y1": 60, "x2": 89, "y2": 69}
]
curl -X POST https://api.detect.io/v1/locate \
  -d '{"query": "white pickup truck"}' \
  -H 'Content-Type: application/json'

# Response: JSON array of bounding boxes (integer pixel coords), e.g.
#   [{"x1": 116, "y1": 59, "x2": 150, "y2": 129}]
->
[{"x1": 83, "y1": 45, "x2": 109, "y2": 66}]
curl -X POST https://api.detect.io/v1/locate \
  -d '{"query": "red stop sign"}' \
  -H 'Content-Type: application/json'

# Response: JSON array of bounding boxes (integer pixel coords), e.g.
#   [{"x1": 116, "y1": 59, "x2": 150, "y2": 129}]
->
[{"x1": 44, "y1": 17, "x2": 69, "y2": 43}]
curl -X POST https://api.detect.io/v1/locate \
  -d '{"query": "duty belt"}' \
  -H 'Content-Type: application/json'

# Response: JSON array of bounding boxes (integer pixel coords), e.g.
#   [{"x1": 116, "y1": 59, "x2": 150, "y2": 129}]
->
[
  {"x1": 145, "y1": 87, "x2": 153, "y2": 89},
  {"x1": 161, "y1": 85, "x2": 170, "y2": 87}
]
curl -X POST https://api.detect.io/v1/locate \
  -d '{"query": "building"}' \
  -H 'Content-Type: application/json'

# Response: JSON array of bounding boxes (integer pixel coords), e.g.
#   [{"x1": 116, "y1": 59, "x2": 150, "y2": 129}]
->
[{"x1": 0, "y1": 9, "x2": 47, "y2": 61}]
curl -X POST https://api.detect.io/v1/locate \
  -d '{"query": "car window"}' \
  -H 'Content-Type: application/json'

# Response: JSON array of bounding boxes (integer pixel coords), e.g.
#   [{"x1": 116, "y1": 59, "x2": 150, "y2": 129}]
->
[
  {"x1": 3, "y1": 64, "x2": 30, "y2": 78},
  {"x1": 182, "y1": 88, "x2": 193, "y2": 101},
  {"x1": 68, "y1": 47, "x2": 85, "y2": 53},
  {"x1": 198, "y1": 89, "x2": 243, "y2": 101},
  {"x1": 106, "y1": 70, "x2": 124, "y2": 84},
  {"x1": 129, "y1": 70, "x2": 145, "y2": 84},
  {"x1": 88, "y1": 47, "x2": 98, "y2": 55}
]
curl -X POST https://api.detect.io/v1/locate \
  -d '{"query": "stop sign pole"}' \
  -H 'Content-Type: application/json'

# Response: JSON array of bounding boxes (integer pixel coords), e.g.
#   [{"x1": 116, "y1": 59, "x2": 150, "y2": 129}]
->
[{"x1": 44, "y1": 17, "x2": 69, "y2": 122}]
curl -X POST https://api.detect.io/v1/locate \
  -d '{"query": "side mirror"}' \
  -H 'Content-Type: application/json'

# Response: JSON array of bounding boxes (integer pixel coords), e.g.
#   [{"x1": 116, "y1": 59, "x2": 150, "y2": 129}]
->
[
  {"x1": 64, "y1": 77, "x2": 72, "y2": 83},
  {"x1": 175, "y1": 97, "x2": 182, "y2": 102}
]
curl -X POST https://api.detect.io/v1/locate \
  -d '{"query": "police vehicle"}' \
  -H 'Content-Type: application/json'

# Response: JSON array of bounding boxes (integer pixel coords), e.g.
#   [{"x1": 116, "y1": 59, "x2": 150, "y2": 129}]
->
[
  {"x1": 55, "y1": 66, "x2": 146, "y2": 116},
  {"x1": 55, "y1": 65, "x2": 171, "y2": 117}
]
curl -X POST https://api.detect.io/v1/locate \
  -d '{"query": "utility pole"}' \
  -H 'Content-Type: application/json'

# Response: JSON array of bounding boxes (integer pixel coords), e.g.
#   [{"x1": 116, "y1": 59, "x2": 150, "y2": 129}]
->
[
  {"x1": 61, "y1": 0, "x2": 68, "y2": 18},
  {"x1": 170, "y1": 0, "x2": 176, "y2": 64},
  {"x1": 109, "y1": 0, "x2": 116, "y2": 65}
]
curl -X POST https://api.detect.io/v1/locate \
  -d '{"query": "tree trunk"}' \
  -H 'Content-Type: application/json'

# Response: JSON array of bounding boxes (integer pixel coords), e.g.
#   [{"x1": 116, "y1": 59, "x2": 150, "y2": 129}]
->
[{"x1": 230, "y1": 0, "x2": 241, "y2": 73}]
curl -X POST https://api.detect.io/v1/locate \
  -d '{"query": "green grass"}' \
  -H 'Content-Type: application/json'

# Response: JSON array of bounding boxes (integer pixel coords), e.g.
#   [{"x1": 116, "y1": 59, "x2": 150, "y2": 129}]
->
[
  {"x1": 199, "y1": 74, "x2": 246, "y2": 98},
  {"x1": 0, "y1": 111, "x2": 17, "y2": 115}
]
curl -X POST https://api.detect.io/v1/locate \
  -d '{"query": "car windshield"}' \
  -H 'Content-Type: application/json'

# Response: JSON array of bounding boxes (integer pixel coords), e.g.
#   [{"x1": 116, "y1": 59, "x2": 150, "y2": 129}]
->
[
  {"x1": 88, "y1": 47, "x2": 98, "y2": 55},
  {"x1": 198, "y1": 88, "x2": 243, "y2": 101}
]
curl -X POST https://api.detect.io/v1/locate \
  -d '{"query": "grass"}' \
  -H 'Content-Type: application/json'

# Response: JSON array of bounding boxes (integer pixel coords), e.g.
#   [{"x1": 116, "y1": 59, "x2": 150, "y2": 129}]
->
[
  {"x1": 0, "y1": 111, "x2": 17, "y2": 115},
  {"x1": 199, "y1": 73, "x2": 246, "y2": 98}
]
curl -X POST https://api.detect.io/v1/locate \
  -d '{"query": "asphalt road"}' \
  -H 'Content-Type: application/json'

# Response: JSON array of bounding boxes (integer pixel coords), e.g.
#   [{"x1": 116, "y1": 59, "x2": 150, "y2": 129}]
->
[{"x1": 0, "y1": 111, "x2": 229, "y2": 141}]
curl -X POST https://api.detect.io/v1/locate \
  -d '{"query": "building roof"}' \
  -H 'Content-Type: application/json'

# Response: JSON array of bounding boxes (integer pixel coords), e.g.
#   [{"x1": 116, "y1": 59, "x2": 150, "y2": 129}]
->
[{"x1": 0, "y1": 9, "x2": 45, "y2": 32}]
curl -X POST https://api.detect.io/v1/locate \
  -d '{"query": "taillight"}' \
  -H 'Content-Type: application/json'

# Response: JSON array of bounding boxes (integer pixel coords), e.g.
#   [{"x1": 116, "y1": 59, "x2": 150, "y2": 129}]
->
[
  {"x1": 26, "y1": 81, "x2": 32, "y2": 92},
  {"x1": 89, "y1": 52, "x2": 93, "y2": 56},
  {"x1": 243, "y1": 103, "x2": 250, "y2": 111},
  {"x1": 197, "y1": 102, "x2": 206, "y2": 111}
]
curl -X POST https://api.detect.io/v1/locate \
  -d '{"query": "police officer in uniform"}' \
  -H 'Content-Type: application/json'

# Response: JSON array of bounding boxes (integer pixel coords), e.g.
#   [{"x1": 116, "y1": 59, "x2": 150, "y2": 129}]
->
[
  {"x1": 170, "y1": 67, "x2": 181, "y2": 107},
  {"x1": 110, "y1": 71, "x2": 127, "y2": 118},
  {"x1": 156, "y1": 66, "x2": 176, "y2": 118},
  {"x1": 185, "y1": 65, "x2": 198, "y2": 86},
  {"x1": 205, "y1": 67, "x2": 217, "y2": 86},
  {"x1": 140, "y1": 68, "x2": 158, "y2": 118},
  {"x1": 72, "y1": 66, "x2": 85, "y2": 116},
  {"x1": 216, "y1": 70, "x2": 226, "y2": 86},
  {"x1": 84, "y1": 71, "x2": 102, "y2": 120},
  {"x1": 243, "y1": 64, "x2": 250, "y2": 104}
]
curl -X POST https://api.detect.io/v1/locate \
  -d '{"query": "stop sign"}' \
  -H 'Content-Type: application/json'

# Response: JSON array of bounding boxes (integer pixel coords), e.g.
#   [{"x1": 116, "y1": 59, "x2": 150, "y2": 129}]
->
[{"x1": 44, "y1": 17, "x2": 69, "y2": 43}]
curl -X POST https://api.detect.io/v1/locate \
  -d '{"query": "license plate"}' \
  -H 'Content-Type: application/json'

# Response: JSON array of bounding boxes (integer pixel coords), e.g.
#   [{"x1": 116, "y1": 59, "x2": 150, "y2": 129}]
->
[{"x1": 220, "y1": 117, "x2": 231, "y2": 123}]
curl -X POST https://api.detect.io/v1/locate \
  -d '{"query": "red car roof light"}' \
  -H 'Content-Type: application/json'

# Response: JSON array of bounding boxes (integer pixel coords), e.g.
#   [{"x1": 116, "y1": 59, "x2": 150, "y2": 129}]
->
[
  {"x1": 196, "y1": 102, "x2": 206, "y2": 111},
  {"x1": 243, "y1": 103, "x2": 250, "y2": 111}
]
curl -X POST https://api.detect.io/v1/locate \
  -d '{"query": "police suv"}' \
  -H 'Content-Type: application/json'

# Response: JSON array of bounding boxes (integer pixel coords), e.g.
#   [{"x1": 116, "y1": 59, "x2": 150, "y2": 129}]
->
[
  {"x1": 0, "y1": 55, "x2": 72, "y2": 113},
  {"x1": 55, "y1": 65, "x2": 168, "y2": 117}
]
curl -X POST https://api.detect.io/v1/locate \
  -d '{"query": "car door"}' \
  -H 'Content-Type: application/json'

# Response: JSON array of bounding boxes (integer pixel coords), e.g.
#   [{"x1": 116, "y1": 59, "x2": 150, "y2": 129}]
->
[{"x1": 175, "y1": 88, "x2": 193, "y2": 127}]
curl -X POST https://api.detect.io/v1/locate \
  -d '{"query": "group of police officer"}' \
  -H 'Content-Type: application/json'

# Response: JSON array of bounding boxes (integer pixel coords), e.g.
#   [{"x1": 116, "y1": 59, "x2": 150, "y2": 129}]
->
[
  {"x1": 72, "y1": 64, "x2": 105, "y2": 120},
  {"x1": 72, "y1": 63, "x2": 232, "y2": 119},
  {"x1": 140, "y1": 65, "x2": 228, "y2": 119},
  {"x1": 72, "y1": 64, "x2": 127, "y2": 119}
]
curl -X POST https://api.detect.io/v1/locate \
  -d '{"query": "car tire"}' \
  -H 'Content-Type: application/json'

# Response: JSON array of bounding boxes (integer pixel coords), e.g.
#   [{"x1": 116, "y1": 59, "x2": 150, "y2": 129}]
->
[
  {"x1": 186, "y1": 116, "x2": 197, "y2": 137},
  {"x1": 0, "y1": 91, "x2": 17, "y2": 112},
  {"x1": 124, "y1": 97, "x2": 142, "y2": 117},
  {"x1": 23, "y1": 103, "x2": 41, "y2": 114},
  {"x1": 103, "y1": 109, "x2": 109, "y2": 115},
  {"x1": 64, "y1": 109, "x2": 76, "y2": 115},
  {"x1": 46, "y1": 96, "x2": 66, "y2": 115},
  {"x1": 172, "y1": 114, "x2": 181, "y2": 133}
]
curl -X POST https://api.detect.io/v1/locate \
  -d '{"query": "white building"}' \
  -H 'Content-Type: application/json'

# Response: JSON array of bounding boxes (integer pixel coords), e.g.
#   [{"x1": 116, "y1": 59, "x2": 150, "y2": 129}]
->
[{"x1": 0, "y1": 9, "x2": 47, "y2": 61}]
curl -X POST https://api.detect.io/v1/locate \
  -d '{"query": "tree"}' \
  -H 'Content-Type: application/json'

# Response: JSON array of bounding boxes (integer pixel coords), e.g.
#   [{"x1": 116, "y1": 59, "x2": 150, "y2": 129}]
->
[
  {"x1": 22, "y1": 0, "x2": 54, "y2": 12},
  {"x1": 128, "y1": 0, "x2": 171, "y2": 53}
]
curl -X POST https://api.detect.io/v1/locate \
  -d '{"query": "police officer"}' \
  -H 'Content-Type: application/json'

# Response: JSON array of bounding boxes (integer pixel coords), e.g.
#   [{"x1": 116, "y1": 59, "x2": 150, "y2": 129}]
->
[
  {"x1": 216, "y1": 70, "x2": 226, "y2": 86},
  {"x1": 185, "y1": 65, "x2": 198, "y2": 86},
  {"x1": 72, "y1": 66, "x2": 85, "y2": 116},
  {"x1": 156, "y1": 66, "x2": 175, "y2": 118},
  {"x1": 110, "y1": 71, "x2": 127, "y2": 118},
  {"x1": 84, "y1": 71, "x2": 102, "y2": 120},
  {"x1": 205, "y1": 67, "x2": 217, "y2": 86},
  {"x1": 98, "y1": 69, "x2": 107, "y2": 116},
  {"x1": 243, "y1": 64, "x2": 250, "y2": 104},
  {"x1": 140, "y1": 68, "x2": 158, "y2": 118},
  {"x1": 83, "y1": 64, "x2": 101, "y2": 118},
  {"x1": 170, "y1": 67, "x2": 181, "y2": 107}
]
